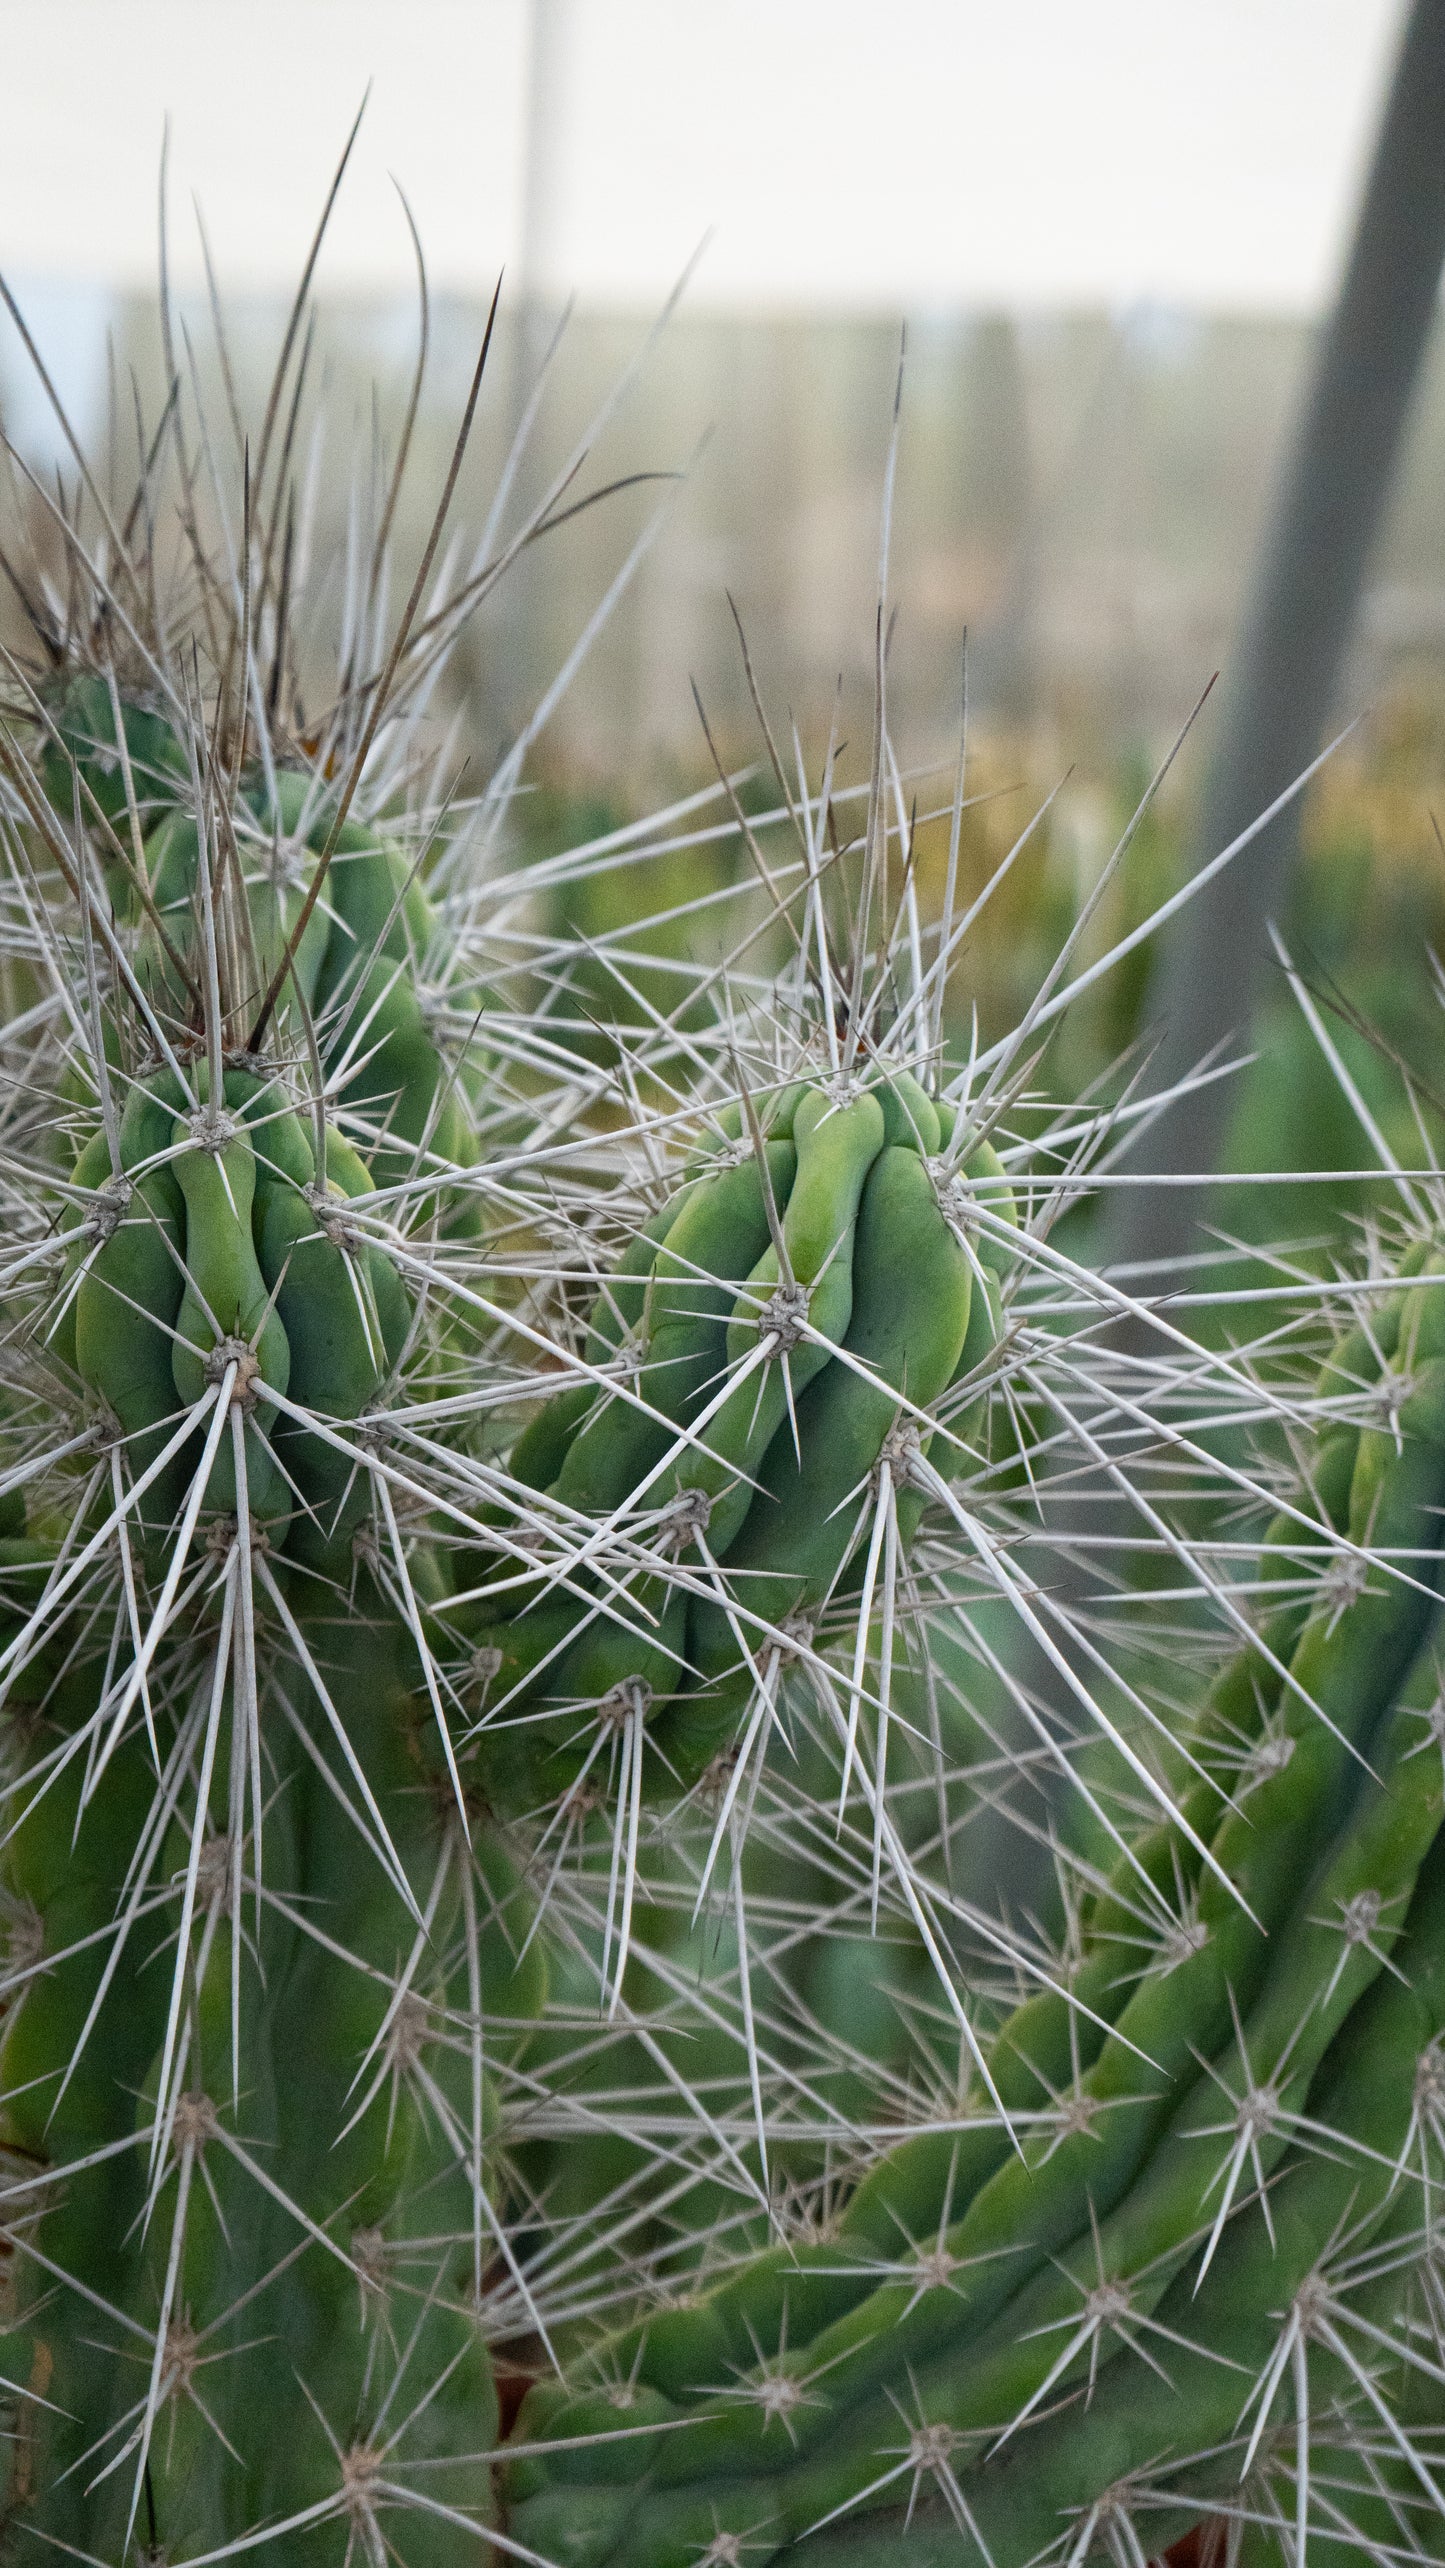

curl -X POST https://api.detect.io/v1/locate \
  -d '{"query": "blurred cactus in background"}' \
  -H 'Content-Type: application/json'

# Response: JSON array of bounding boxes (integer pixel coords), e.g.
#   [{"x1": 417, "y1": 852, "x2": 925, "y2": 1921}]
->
[{"x1": 0, "y1": 153, "x2": 1443, "y2": 2568}]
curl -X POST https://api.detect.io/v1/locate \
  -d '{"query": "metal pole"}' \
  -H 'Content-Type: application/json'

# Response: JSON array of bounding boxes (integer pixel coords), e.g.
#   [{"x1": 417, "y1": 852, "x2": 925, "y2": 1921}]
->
[
  {"x1": 515, "y1": 0, "x2": 572, "y2": 438},
  {"x1": 1110, "y1": 0, "x2": 1445, "y2": 1278}
]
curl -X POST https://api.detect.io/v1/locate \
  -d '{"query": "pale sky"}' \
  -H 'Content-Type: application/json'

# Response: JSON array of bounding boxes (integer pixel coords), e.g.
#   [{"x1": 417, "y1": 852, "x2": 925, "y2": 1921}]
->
[{"x1": 0, "y1": 0, "x2": 1407, "y2": 312}]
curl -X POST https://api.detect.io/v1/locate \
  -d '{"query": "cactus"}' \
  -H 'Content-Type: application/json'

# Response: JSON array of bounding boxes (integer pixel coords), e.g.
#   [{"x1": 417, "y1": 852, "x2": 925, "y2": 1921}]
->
[
  {"x1": 1, "y1": 729, "x2": 540, "y2": 2547},
  {"x1": 0, "y1": 240, "x2": 557, "y2": 2554},
  {"x1": 506, "y1": 1247, "x2": 1445, "y2": 2559},
  {"x1": 0, "y1": 181, "x2": 1442, "y2": 2568},
  {"x1": 429, "y1": 1068, "x2": 1017, "y2": 1833}
]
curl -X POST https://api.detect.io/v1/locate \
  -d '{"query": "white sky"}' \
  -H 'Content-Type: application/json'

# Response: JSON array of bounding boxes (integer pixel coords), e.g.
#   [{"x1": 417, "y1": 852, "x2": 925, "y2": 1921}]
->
[{"x1": 0, "y1": 0, "x2": 1407, "y2": 312}]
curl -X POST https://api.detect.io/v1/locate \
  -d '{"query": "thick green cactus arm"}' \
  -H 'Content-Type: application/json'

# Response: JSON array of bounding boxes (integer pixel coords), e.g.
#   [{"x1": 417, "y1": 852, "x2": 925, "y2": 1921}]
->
[
  {"x1": 514, "y1": 1794, "x2": 1445, "y2": 2566},
  {"x1": 0, "y1": 1586, "x2": 175, "y2": 2515},
  {"x1": 169, "y1": 1104, "x2": 294, "y2": 1519},
  {"x1": 252, "y1": 1093, "x2": 412, "y2": 1573},
  {"x1": 504, "y1": 1271, "x2": 1445, "y2": 2565},
  {"x1": 790, "y1": 1812, "x2": 1445, "y2": 2568},
  {"x1": 0, "y1": 1044, "x2": 551, "y2": 2554},
  {"x1": 0, "y1": 1583, "x2": 521, "y2": 2557},
  {"x1": 2, "y1": 1051, "x2": 545, "y2": 2545},
  {"x1": 768, "y1": 1691, "x2": 1443, "y2": 2523}
]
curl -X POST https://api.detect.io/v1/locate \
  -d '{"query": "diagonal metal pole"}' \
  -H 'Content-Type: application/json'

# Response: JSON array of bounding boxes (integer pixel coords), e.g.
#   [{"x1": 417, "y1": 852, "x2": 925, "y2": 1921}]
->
[
  {"x1": 1110, "y1": 0, "x2": 1445, "y2": 1279},
  {"x1": 988, "y1": 4, "x2": 1445, "y2": 1941},
  {"x1": 516, "y1": 0, "x2": 572, "y2": 424}
]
